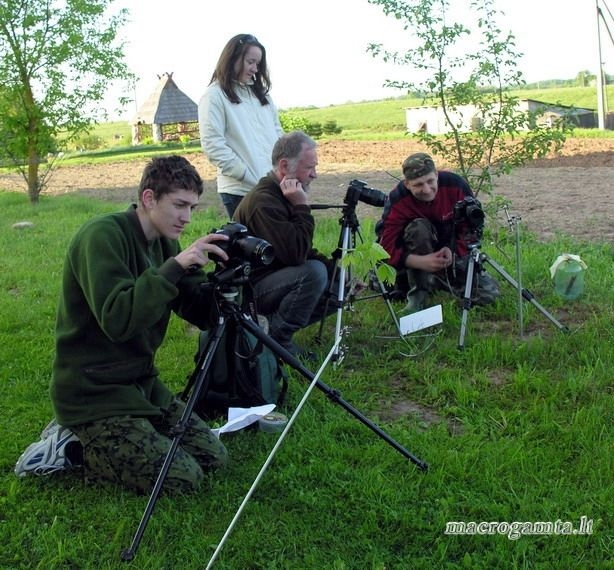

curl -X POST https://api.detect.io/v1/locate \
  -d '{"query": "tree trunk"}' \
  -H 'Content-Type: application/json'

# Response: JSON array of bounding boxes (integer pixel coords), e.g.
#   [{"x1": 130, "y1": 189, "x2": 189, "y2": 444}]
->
[{"x1": 27, "y1": 144, "x2": 41, "y2": 204}]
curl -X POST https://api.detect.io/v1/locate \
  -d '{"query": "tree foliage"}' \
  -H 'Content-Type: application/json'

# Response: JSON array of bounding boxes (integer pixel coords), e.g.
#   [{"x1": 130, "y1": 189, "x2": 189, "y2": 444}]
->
[
  {"x1": 367, "y1": 0, "x2": 573, "y2": 197},
  {"x1": 0, "y1": 0, "x2": 132, "y2": 203}
]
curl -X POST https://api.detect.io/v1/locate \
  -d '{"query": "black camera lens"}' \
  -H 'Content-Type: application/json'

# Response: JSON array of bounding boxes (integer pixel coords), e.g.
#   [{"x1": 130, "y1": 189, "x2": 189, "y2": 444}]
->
[
  {"x1": 211, "y1": 222, "x2": 274, "y2": 267},
  {"x1": 465, "y1": 203, "x2": 485, "y2": 225},
  {"x1": 236, "y1": 236, "x2": 274, "y2": 266},
  {"x1": 453, "y1": 197, "x2": 484, "y2": 231},
  {"x1": 359, "y1": 186, "x2": 386, "y2": 208}
]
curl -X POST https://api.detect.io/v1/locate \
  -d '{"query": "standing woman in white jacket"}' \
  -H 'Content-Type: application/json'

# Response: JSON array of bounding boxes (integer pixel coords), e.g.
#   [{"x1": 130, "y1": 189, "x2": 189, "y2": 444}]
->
[{"x1": 198, "y1": 34, "x2": 284, "y2": 218}]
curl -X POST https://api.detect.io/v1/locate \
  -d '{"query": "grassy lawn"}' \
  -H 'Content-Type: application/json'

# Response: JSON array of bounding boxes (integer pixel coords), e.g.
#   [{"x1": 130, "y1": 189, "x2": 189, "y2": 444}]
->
[{"x1": 1, "y1": 185, "x2": 612, "y2": 568}]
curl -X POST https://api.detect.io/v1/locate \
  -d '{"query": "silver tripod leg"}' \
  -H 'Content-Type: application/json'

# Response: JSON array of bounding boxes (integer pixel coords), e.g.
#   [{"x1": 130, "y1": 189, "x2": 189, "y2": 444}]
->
[
  {"x1": 514, "y1": 220, "x2": 524, "y2": 337},
  {"x1": 458, "y1": 249, "x2": 478, "y2": 350},
  {"x1": 331, "y1": 226, "x2": 352, "y2": 363}
]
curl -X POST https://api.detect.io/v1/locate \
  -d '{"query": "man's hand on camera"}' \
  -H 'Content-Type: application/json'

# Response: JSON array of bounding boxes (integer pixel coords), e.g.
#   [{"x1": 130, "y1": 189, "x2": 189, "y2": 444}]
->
[
  {"x1": 280, "y1": 176, "x2": 308, "y2": 206},
  {"x1": 176, "y1": 233, "x2": 229, "y2": 270}
]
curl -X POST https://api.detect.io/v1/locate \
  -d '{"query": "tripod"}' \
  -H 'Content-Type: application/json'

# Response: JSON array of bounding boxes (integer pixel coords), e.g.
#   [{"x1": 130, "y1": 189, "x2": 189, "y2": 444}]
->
[
  {"x1": 457, "y1": 242, "x2": 569, "y2": 349},
  {"x1": 313, "y1": 201, "x2": 411, "y2": 362},
  {"x1": 121, "y1": 264, "x2": 427, "y2": 562}
]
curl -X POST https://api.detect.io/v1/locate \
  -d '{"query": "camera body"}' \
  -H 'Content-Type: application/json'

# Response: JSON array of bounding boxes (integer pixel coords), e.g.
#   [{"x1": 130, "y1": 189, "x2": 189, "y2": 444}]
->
[
  {"x1": 211, "y1": 222, "x2": 274, "y2": 267},
  {"x1": 453, "y1": 196, "x2": 485, "y2": 230},
  {"x1": 344, "y1": 179, "x2": 387, "y2": 208}
]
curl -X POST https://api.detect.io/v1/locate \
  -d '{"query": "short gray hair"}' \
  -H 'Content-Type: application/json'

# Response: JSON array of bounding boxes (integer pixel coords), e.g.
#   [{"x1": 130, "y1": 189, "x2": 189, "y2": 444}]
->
[{"x1": 271, "y1": 131, "x2": 316, "y2": 167}]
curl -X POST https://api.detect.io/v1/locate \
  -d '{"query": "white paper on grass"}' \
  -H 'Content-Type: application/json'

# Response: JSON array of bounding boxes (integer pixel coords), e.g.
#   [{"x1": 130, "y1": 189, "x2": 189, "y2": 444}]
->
[
  {"x1": 211, "y1": 404, "x2": 276, "y2": 438},
  {"x1": 399, "y1": 304, "x2": 443, "y2": 335}
]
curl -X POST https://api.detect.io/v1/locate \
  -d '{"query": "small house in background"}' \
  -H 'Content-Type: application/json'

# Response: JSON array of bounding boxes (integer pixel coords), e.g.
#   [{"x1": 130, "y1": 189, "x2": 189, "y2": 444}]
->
[
  {"x1": 131, "y1": 73, "x2": 199, "y2": 145},
  {"x1": 404, "y1": 99, "x2": 597, "y2": 135}
]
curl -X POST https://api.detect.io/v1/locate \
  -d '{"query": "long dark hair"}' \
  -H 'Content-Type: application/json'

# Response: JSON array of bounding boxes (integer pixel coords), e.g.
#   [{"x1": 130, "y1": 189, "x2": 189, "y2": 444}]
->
[{"x1": 210, "y1": 34, "x2": 272, "y2": 106}]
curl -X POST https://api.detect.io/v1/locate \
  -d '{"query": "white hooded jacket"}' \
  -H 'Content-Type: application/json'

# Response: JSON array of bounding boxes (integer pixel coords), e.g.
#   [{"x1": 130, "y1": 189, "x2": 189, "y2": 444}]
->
[{"x1": 198, "y1": 82, "x2": 283, "y2": 197}]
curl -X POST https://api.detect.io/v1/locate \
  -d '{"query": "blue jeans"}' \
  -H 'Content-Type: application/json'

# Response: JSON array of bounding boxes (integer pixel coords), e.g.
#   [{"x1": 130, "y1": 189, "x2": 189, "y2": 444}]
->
[
  {"x1": 220, "y1": 193, "x2": 244, "y2": 220},
  {"x1": 251, "y1": 260, "x2": 330, "y2": 349}
]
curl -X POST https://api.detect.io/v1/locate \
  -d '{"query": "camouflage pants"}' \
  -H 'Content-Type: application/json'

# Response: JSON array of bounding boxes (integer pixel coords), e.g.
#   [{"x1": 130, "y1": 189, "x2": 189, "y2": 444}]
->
[
  {"x1": 398, "y1": 218, "x2": 452, "y2": 291},
  {"x1": 399, "y1": 218, "x2": 499, "y2": 304},
  {"x1": 71, "y1": 397, "x2": 228, "y2": 495}
]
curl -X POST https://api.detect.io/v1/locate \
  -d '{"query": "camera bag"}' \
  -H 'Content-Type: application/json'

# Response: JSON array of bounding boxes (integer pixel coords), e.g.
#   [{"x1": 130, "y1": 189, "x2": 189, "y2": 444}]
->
[{"x1": 192, "y1": 322, "x2": 288, "y2": 421}]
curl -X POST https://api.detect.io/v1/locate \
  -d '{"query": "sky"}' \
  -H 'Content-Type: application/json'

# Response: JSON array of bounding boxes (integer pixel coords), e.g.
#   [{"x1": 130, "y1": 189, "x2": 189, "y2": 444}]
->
[{"x1": 105, "y1": 0, "x2": 613, "y2": 120}]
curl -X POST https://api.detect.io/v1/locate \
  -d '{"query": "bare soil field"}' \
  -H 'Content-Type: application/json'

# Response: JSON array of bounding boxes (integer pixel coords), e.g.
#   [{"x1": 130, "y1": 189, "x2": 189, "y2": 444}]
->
[{"x1": 2, "y1": 137, "x2": 613, "y2": 242}]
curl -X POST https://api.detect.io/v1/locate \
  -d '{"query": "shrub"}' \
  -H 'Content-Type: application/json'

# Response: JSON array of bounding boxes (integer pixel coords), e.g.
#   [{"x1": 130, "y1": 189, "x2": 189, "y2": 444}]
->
[
  {"x1": 280, "y1": 112, "x2": 335, "y2": 139},
  {"x1": 72, "y1": 133, "x2": 105, "y2": 151},
  {"x1": 323, "y1": 120, "x2": 342, "y2": 135},
  {"x1": 305, "y1": 121, "x2": 323, "y2": 138}
]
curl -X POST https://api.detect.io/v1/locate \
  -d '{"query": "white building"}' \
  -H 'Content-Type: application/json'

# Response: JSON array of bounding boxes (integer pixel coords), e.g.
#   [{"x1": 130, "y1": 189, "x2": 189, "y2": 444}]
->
[{"x1": 405, "y1": 99, "x2": 596, "y2": 134}]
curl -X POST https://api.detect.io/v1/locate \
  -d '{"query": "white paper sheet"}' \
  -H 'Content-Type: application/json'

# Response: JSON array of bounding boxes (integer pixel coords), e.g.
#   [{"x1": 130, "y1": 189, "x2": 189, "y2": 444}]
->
[
  {"x1": 399, "y1": 304, "x2": 443, "y2": 335},
  {"x1": 211, "y1": 404, "x2": 276, "y2": 438}
]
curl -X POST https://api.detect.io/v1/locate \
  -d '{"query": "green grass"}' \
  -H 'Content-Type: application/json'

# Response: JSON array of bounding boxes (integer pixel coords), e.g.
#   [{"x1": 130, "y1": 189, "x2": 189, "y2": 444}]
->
[{"x1": 1, "y1": 189, "x2": 613, "y2": 569}]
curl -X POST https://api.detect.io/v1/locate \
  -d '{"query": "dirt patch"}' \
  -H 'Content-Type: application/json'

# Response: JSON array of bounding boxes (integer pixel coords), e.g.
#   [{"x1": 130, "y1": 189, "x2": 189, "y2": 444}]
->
[{"x1": 2, "y1": 137, "x2": 613, "y2": 242}]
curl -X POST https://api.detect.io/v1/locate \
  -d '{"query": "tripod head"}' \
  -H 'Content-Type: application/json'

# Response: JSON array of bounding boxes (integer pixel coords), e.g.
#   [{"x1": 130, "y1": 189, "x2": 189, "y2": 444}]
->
[
  {"x1": 204, "y1": 260, "x2": 262, "y2": 322},
  {"x1": 207, "y1": 260, "x2": 253, "y2": 287},
  {"x1": 466, "y1": 241, "x2": 485, "y2": 268}
]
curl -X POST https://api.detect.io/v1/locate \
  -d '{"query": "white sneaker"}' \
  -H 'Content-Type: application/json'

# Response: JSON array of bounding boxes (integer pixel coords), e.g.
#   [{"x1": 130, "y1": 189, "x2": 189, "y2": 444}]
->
[
  {"x1": 40, "y1": 418, "x2": 61, "y2": 439},
  {"x1": 14, "y1": 422, "x2": 81, "y2": 477}
]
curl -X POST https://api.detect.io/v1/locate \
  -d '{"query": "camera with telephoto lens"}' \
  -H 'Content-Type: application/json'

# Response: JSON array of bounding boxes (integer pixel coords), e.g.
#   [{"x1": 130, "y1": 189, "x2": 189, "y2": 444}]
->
[
  {"x1": 344, "y1": 179, "x2": 387, "y2": 208},
  {"x1": 210, "y1": 222, "x2": 274, "y2": 267},
  {"x1": 453, "y1": 196, "x2": 485, "y2": 229}
]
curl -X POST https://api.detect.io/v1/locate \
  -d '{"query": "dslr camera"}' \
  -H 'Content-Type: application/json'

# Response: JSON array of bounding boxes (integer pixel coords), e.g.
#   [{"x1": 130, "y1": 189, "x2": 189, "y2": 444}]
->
[
  {"x1": 453, "y1": 196, "x2": 485, "y2": 230},
  {"x1": 344, "y1": 179, "x2": 387, "y2": 208},
  {"x1": 211, "y1": 222, "x2": 274, "y2": 268}
]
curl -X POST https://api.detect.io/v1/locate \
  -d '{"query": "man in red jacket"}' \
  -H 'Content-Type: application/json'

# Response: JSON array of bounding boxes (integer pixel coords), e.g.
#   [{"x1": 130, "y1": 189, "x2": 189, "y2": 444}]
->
[{"x1": 376, "y1": 152, "x2": 499, "y2": 310}]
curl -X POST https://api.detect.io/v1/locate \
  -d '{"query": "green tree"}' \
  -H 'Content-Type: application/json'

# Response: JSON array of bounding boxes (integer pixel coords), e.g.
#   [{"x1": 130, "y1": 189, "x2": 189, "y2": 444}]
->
[
  {"x1": 576, "y1": 70, "x2": 596, "y2": 87},
  {"x1": 0, "y1": 0, "x2": 132, "y2": 203},
  {"x1": 367, "y1": 0, "x2": 572, "y2": 197}
]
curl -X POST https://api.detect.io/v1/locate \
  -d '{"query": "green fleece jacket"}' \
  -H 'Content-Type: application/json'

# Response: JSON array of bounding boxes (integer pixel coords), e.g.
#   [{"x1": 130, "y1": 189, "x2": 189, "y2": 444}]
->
[{"x1": 50, "y1": 205, "x2": 216, "y2": 426}]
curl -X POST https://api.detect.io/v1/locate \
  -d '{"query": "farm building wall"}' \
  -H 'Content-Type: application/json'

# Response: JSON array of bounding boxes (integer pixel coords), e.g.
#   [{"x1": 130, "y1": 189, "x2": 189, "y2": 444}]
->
[{"x1": 405, "y1": 99, "x2": 598, "y2": 134}]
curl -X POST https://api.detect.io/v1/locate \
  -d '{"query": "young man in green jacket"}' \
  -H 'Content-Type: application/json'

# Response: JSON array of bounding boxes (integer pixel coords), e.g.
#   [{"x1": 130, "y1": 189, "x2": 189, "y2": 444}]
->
[{"x1": 16, "y1": 155, "x2": 230, "y2": 494}]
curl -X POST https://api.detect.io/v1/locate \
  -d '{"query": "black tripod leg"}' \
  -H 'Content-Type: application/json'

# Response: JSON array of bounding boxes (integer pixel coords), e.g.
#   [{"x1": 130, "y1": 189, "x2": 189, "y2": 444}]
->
[
  {"x1": 458, "y1": 253, "x2": 476, "y2": 350},
  {"x1": 240, "y1": 316, "x2": 428, "y2": 471},
  {"x1": 482, "y1": 255, "x2": 569, "y2": 333},
  {"x1": 121, "y1": 319, "x2": 227, "y2": 562}
]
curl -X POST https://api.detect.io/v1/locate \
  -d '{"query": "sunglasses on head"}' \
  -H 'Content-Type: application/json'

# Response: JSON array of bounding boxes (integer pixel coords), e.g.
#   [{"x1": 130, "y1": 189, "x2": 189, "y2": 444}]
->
[{"x1": 238, "y1": 34, "x2": 258, "y2": 45}]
